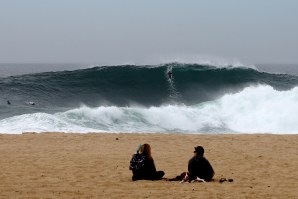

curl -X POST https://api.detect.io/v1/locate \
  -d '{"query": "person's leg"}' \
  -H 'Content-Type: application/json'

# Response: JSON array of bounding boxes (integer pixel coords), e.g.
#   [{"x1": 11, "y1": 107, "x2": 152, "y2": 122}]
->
[
  {"x1": 156, "y1": 171, "x2": 165, "y2": 179},
  {"x1": 132, "y1": 171, "x2": 143, "y2": 181},
  {"x1": 132, "y1": 175, "x2": 142, "y2": 181}
]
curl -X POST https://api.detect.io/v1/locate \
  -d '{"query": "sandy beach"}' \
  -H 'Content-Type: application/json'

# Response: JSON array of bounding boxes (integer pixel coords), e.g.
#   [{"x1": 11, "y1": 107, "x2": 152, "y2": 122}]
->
[{"x1": 0, "y1": 133, "x2": 297, "y2": 198}]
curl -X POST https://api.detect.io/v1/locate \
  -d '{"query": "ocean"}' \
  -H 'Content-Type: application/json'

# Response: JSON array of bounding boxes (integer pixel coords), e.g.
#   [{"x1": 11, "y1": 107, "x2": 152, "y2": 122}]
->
[{"x1": 1, "y1": 62, "x2": 298, "y2": 134}]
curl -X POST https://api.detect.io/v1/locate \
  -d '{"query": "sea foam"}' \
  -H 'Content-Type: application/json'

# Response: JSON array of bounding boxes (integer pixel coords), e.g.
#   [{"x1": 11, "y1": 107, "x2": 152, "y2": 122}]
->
[{"x1": 1, "y1": 85, "x2": 297, "y2": 134}]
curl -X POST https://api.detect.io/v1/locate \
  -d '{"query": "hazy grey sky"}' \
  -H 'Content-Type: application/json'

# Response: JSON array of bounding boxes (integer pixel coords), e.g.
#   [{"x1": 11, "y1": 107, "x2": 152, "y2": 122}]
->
[{"x1": 0, "y1": 0, "x2": 297, "y2": 64}]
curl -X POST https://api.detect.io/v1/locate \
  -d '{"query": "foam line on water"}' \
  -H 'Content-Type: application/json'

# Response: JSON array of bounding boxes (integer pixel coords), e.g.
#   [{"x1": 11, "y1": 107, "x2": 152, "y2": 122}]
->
[{"x1": 0, "y1": 85, "x2": 297, "y2": 134}]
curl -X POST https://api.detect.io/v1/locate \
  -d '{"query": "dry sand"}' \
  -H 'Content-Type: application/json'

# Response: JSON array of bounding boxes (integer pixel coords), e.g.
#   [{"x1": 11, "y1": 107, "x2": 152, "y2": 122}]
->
[{"x1": 0, "y1": 133, "x2": 297, "y2": 198}]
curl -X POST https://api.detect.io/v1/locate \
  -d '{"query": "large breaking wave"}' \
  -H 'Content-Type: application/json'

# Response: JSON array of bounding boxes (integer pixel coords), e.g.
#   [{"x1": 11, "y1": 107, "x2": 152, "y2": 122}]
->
[{"x1": 1, "y1": 63, "x2": 298, "y2": 134}]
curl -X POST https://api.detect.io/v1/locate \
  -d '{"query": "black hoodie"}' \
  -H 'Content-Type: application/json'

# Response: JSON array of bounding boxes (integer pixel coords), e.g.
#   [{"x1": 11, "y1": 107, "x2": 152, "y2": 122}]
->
[{"x1": 188, "y1": 155, "x2": 215, "y2": 181}]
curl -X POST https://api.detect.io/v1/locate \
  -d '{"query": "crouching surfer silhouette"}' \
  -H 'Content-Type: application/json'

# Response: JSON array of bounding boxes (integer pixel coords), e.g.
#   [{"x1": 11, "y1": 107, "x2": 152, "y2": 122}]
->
[
  {"x1": 168, "y1": 70, "x2": 173, "y2": 80},
  {"x1": 167, "y1": 66, "x2": 173, "y2": 80}
]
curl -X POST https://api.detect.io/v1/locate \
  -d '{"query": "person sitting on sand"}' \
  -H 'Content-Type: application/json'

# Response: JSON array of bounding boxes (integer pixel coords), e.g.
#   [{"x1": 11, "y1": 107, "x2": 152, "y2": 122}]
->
[
  {"x1": 129, "y1": 143, "x2": 165, "y2": 181},
  {"x1": 168, "y1": 145, "x2": 214, "y2": 182},
  {"x1": 187, "y1": 146, "x2": 214, "y2": 182}
]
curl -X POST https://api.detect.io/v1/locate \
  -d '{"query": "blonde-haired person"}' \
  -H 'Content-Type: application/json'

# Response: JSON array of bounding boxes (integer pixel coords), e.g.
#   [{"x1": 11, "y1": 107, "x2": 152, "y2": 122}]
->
[{"x1": 130, "y1": 143, "x2": 165, "y2": 181}]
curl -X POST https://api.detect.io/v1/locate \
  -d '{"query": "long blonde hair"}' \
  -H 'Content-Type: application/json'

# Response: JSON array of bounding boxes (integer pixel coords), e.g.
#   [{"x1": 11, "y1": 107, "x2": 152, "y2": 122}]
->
[{"x1": 139, "y1": 143, "x2": 152, "y2": 159}]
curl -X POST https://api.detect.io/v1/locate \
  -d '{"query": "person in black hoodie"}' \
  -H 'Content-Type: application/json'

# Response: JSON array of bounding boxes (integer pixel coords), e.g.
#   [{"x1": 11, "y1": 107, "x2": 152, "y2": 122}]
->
[
  {"x1": 131, "y1": 143, "x2": 165, "y2": 181},
  {"x1": 188, "y1": 146, "x2": 215, "y2": 181}
]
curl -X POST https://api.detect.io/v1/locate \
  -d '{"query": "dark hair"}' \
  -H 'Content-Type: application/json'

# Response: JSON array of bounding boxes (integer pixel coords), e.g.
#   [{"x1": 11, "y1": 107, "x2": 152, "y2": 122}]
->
[
  {"x1": 139, "y1": 143, "x2": 153, "y2": 159},
  {"x1": 194, "y1": 146, "x2": 204, "y2": 156}
]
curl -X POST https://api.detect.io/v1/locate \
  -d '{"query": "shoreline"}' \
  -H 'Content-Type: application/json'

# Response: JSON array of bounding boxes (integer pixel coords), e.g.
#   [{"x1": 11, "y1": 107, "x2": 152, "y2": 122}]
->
[
  {"x1": 0, "y1": 133, "x2": 297, "y2": 198},
  {"x1": 2, "y1": 130, "x2": 298, "y2": 135}
]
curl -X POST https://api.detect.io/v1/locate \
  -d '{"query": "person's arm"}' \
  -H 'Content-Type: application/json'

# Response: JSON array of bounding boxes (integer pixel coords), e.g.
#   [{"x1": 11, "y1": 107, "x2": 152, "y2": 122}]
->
[
  {"x1": 147, "y1": 158, "x2": 157, "y2": 173},
  {"x1": 205, "y1": 159, "x2": 215, "y2": 180},
  {"x1": 188, "y1": 158, "x2": 196, "y2": 180}
]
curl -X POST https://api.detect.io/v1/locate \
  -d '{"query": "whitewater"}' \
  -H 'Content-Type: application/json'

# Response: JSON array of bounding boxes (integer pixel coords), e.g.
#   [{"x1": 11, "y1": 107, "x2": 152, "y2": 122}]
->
[{"x1": 0, "y1": 62, "x2": 298, "y2": 134}]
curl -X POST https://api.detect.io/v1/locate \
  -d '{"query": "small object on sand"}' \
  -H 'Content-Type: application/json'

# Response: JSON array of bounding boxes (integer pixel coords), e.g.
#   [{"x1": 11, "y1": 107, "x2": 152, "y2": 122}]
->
[
  {"x1": 220, "y1": 178, "x2": 233, "y2": 183},
  {"x1": 192, "y1": 177, "x2": 206, "y2": 183},
  {"x1": 219, "y1": 178, "x2": 227, "y2": 183},
  {"x1": 115, "y1": 138, "x2": 119, "y2": 140},
  {"x1": 7, "y1": 100, "x2": 11, "y2": 105}
]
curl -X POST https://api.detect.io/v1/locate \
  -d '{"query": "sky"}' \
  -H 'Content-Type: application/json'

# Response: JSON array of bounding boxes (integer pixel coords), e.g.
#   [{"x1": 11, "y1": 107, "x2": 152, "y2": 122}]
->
[{"x1": 0, "y1": 0, "x2": 298, "y2": 65}]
